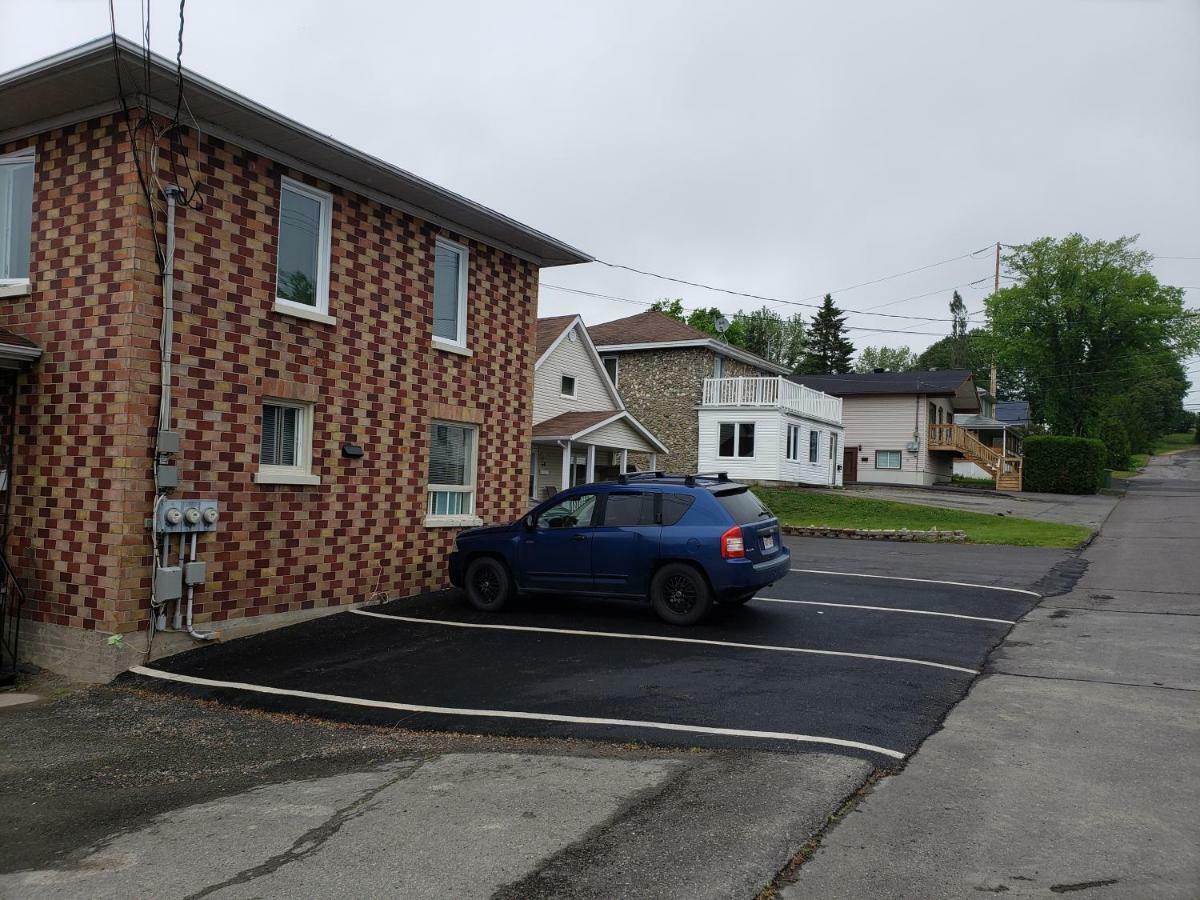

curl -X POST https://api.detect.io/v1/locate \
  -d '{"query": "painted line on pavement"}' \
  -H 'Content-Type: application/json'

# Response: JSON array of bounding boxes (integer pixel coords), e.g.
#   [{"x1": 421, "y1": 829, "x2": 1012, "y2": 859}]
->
[
  {"x1": 759, "y1": 597, "x2": 1015, "y2": 625},
  {"x1": 128, "y1": 665, "x2": 906, "y2": 760},
  {"x1": 349, "y1": 608, "x2": 978, "y2": 675},
  {"x1": 789, "y1": 568, "x2": 1041, "y2": 597}
]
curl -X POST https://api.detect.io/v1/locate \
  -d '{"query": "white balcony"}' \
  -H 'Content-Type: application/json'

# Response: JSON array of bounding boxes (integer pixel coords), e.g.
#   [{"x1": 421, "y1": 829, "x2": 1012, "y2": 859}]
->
[{"x1": 701, "y1": 376, "x2": 842, "y2": 425}]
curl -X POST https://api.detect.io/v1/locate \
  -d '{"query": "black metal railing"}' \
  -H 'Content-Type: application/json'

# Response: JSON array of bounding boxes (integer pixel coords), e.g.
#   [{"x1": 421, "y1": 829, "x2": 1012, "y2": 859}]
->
[{"x1": 0, "y1": 547, "x2": 26, "y2": 687}]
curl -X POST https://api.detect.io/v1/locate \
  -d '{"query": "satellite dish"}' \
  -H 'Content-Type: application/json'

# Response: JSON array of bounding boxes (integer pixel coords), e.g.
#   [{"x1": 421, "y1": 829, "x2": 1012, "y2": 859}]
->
[{"x1": 715, "y1": 316, "x2": 731, "y2": 334}]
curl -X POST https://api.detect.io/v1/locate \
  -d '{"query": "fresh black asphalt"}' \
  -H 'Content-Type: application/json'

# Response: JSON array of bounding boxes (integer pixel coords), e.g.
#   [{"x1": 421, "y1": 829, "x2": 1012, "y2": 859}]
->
[{"x1": 125, "y1": 548, "x2": 1052, "y2": 764}]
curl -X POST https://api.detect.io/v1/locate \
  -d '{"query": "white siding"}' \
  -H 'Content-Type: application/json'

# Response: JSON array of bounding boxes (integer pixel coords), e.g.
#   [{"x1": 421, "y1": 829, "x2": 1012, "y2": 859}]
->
[
  {"x1": 698, "y1": 408, "x2": 844, "y2": 486},
  {"x1": 533, "y1": 323, "x2": 618, "y2": 424},
  {"x1": 841, "y1": 394, "x2": 954, "y2": 486},
  {"x1": 585, "y1": 416, "x2": 658, "y2": 452}
]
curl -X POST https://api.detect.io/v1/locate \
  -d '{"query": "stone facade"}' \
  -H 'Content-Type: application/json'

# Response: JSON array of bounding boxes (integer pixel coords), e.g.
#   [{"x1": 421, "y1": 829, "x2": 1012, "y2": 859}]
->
[
  {"x1": 613, "y1": 347, "x2": 766, "y2": 473},
  {"x1": 0, "y1": 114, "x2": 540, "y2": 678}
]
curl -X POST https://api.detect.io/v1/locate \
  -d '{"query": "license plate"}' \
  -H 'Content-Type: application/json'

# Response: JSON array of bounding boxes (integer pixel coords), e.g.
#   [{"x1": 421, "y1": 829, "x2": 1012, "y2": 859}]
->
[{"x1": 762, "y1": 534, "x2": 776, "y2": 551}]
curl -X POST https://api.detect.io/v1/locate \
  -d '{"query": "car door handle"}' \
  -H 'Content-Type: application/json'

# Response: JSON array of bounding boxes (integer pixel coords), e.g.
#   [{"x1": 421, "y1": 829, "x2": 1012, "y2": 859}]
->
[{"x1": 572, "y1": 534, "x2": 588, "y2": 542}]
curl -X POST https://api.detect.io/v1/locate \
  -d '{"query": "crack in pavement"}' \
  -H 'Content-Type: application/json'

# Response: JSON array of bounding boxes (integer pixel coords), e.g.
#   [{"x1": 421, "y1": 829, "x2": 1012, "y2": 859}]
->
[{"x1": 183, "y1": 761, "x2": 425, "y2": 899}]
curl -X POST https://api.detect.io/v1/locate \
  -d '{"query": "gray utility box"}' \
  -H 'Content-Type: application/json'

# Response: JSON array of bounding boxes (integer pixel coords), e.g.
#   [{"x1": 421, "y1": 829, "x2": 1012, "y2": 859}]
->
[
  {"x1": 155, "y1": 566, "x2": 183, "y2": 603},
  {"x1": 156, "y1": 499, "x2": 220, "y2": 535}
]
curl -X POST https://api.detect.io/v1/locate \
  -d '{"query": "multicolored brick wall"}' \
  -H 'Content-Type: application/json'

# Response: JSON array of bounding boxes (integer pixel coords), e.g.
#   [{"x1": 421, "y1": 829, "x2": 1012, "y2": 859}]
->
[{"x1": 1, "y1": 114, "x2": 538, "y2": 640}]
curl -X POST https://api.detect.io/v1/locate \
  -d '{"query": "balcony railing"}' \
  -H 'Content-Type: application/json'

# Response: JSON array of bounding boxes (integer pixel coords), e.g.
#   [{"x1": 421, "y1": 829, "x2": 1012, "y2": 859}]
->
[{"x1": 702, "y1": 376, "x2": 842, "y2": 424}]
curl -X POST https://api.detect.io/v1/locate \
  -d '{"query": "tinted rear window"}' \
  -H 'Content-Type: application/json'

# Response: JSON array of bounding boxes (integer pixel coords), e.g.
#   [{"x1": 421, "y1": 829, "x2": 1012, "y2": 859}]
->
[
  {"x1": 660, "y1": 493, "x2": 695, "y2": 526},
  {"x1": 715, "y1": 487, "x2": 772, "y2": 524}
]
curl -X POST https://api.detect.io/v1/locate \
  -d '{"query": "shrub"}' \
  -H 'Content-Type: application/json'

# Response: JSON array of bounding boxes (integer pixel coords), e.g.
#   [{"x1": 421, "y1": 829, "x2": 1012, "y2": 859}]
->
[
  {"x1": 1097, "y1": 418, "x2": 1131, "y2": 470},
  {"x1": 1023, "y1": 435, "x2": 1107, "y2": 494}
]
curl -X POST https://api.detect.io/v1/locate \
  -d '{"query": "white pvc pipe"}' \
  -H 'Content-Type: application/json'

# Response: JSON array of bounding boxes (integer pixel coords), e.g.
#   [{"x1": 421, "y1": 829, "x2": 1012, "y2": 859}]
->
[{"x1": 185, "y1": 531, "x2": 215, "y2": 641}]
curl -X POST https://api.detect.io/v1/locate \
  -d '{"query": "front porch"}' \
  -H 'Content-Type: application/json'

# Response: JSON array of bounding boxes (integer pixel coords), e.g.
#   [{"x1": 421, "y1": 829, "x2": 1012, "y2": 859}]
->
[
  {"x1": 529, "y1": 410, "x2": 666, "y2": 503},
  {"x1": 929, "y1": 422, "x2": 1024, "y2": 491}
]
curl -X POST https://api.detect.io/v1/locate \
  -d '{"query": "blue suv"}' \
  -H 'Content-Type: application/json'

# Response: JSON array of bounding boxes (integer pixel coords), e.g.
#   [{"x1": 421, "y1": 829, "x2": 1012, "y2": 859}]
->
[{"x1": 447, "y1": 473, "x2": 790, "y2": 625}]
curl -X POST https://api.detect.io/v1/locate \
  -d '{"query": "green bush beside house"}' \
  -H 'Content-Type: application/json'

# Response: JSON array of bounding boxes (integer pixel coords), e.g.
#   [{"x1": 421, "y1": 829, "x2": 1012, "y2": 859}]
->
[{"x1": 1023, "y1": 436, "x2": 1108, "y2": 494}]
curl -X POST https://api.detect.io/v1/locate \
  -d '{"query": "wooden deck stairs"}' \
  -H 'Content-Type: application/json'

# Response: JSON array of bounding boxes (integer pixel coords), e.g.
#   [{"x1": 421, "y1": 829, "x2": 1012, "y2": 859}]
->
[{"x1": 928, "y1": 423, "x2": 1023, "y2": 491}]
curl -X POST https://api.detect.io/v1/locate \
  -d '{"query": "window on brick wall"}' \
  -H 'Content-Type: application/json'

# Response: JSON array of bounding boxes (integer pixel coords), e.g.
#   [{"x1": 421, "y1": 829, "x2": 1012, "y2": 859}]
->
[
  {"x1": 257, "y1": 399, "x2": 319, "y2": 485},
  {"x1": 427, "y1": 421, "x2": 478, "y2": 520},
  {"x1": 275, "y1": 176, "x2": 332, "y2": 318},
  {"x1": 0, "y1": 149, "x2": 34, "y2": 285},
  {"x1": 433, "y1": 237, "x2": 469, "y2": 350}
]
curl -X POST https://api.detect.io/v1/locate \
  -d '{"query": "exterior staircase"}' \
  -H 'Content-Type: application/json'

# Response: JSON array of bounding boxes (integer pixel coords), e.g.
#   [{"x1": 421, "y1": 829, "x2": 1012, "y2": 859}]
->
[{"x1": 928, "y1": 423, "x2": 1023, "y2": 492}]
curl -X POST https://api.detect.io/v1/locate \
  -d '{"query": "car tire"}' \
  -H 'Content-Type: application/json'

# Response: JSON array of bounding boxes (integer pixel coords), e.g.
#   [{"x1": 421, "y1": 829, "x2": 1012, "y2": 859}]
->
[
  {"x1": 465, "y1": 557, "x2": 513, "y2": 613},
  {"x1": 650, "y1": 563, "x2": 714, "y2": 626}
]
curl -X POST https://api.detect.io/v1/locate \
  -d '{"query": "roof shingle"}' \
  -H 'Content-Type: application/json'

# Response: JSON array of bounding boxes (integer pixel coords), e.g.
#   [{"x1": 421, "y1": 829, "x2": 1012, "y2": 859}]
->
[
  {"x1": 535, "y1": 315, "x2": 578, "y2": 358},
  {"x1": 531, "y1": 410, "x2": 618, "y2": 438},
  {"x1": 789, "y1": 369, "x2": 975, "y2": 397},
  {"x1": 587, "y1": 311, "x2": 713, "y2": 347}
]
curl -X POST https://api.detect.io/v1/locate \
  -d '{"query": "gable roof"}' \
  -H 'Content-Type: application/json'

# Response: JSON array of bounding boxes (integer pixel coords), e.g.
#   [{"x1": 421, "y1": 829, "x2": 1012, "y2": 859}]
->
[
  {"x1": 0, "y1": 37, "x2": 590, "y2": 268},
  {"x1": 535, "y1": 315, "x2": 578, "y2": 358},
  {"x1": 790, "y1": 369, "x2": 981, "y2": 411},
  {"x1": 534, "y1": 314, "x2": 624, "y2": 411},
  {"x1": 586, "y1": 311, "x2": 790, "y2": 376},
  {"x1": 531, "y1": 410, "x2": 668, "y2": 454},
  {"x1": 995, "y1": 400, "x2": 1032, "y2": 425}
]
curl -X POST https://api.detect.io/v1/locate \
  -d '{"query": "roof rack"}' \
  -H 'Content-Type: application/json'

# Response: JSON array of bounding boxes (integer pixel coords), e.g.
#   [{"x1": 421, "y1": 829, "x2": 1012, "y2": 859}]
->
[
  {"x1": 616, "y1": 470, "x2": 667, "y2": 484},
  {"x1": 684, "y1": 471, "x2": 729, "y2": 486}
]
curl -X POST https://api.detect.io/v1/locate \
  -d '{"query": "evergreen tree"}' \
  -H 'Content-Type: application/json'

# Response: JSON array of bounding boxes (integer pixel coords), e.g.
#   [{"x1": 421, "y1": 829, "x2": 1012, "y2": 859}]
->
[
  {"x1": 949, "y1": 290, "x2": 969, "y2": 367},
  {"x1": 798, "y1": 294, "x2": 855, "y2": 374}
]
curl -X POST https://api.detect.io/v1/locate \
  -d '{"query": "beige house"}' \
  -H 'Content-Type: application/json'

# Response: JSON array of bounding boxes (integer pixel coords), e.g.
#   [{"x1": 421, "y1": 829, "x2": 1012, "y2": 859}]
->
[
  {"x1": 791, "y1": 370, "x2": 1023, "y2": 491},
  {"x1": 530, "y1": 316, "x2": 666, "y2": 501}
]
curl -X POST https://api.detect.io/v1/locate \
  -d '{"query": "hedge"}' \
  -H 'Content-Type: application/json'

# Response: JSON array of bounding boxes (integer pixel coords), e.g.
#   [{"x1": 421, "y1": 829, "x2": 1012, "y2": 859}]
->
[{"x1": 1023, "y1": 435, "x2": 1107, "y2": 494}]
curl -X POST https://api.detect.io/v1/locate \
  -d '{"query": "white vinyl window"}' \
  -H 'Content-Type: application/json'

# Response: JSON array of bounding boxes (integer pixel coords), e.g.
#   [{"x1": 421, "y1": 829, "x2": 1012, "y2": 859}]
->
[
  {"x1": 428, "y1": 421, "x2": 478, "y2": 520},
  {"x1": 560, "y1": 374, "x2": 577, "y2": 398},
  {"x1": 275, "y1": 176, "x2": 332, "y2": 318},
  {"x1": 718, "y1": 422, "x2": 755, "y2": 458},
  {"x1": 876, "y1": 450, "x2": 902, "y2": 470},
  {"x1": 809, "y1": 429, "x2": 821, "y2": 464},
  {"x1": 786, "y1": 424, "x2": 801, "y2": 462},
  {"x1": 602, "y1": 355, "x2": 619, "y2": 386},
  {"x1": 433, "y1": 237, "x2": 469, "y2": 350},
  {"x1": 0, "y1": 149, "x2": 34, "y2": 286},
  {"x1": 257, "y1": 399, "x2": 318, "y2": 485}
]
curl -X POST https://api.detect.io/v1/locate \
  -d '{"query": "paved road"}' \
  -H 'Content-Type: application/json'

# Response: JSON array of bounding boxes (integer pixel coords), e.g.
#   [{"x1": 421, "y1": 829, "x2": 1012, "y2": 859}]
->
[{"x1": 784, "y1": 450, "x2": 1200, "y2": 899}]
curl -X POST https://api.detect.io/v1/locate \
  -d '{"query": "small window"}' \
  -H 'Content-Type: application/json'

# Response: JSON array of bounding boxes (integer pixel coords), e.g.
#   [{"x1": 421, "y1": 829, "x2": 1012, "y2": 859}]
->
[
  {"x1": 660, "y1": 493, "x2": 696, "y2": 526},
  {"x1": 876, "y1": 450, "x2": 902, "y2": 470},
  {"x1": 537, "y1": 493, "x2": 597, "y2": 529},
  {"x1": 809, "y1": 429, "x2": 820, "y2": 463},
  {"x1": 602, "y1": 356, "x2": 619, "y2": 386},
  {"x1": 0, "y1": 150, "x2": 34, "y2": 284},
  {"x1": 786, "y1": 424, "x2": 801, "y2": 462},
  {"x1": 560, "y1": 374, "x2": 577, "y2": 398},
  {"x1": 433, "y1": 237, "x2": 469, "y2": 348},
  {"x1": 713, "y1": 355, "x2": 725, "y2": 379},
  {"x1": 428, "y1": 422, "x2": 477, "y2": 517},
  {"x1": 718, "y1": 422, "x2": 755, "y2": 458},
  {"x1": 830, "y1": 432, "x2": 838, "y2": 462},
  {"x1": 275, "y1": 177, "x2": 332, "y2": 314},
  {"x1": 601, "y1": 492, "x2": 655, "y2": 527},
  {"x1": 258, "y1": 399, "x2": 316, "y2": 484}
]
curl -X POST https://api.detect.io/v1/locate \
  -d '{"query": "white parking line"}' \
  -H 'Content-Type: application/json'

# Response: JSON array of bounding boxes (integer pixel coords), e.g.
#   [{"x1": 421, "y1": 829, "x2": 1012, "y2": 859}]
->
[
  {"x1": 759, "y1": 598, "x2": 1015, "y2": 625},
  {"x1": 349, "y1": 609, "x2": 978, "y2": 675},
  {"x1": 129, "y1": 665, "x2": 906, "y2": 759},
  {"x1": 789, "y1": 569, "x2": 1041, "y2": 597}
]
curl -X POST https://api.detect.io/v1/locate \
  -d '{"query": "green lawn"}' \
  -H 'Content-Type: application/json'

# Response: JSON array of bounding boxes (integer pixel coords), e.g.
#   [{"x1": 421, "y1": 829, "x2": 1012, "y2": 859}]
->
[
  {"x1": 756, "y1": 487, "x2": 1093, "y2": 548},
  {"x1": 1112, "y1": 432, "x2": 1196, "y2": 478}
]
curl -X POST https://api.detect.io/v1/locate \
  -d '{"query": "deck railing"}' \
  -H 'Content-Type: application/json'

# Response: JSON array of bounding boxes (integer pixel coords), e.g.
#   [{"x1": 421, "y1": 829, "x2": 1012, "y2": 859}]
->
[{"x1": 702, "y1": 376, "x2": 842, "y2": 424}]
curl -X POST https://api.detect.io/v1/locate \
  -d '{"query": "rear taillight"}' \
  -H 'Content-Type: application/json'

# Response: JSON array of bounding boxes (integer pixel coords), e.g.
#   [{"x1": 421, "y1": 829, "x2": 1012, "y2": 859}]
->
[{"x1": 721, "y1": 525, "x2": 745, "y2": 559}]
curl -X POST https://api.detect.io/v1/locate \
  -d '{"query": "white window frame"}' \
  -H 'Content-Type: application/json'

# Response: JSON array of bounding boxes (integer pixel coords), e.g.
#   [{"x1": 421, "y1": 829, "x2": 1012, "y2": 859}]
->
[
  {"x1": 432, "y1": 236, "x2": 470, "y2": 354},
  {"x1": 255, "y1": 398, "x2": 320, "y2": 486},
  {"x1": 602, "y1": 355, "x2": 619, "y2": 387},
  {"x1": 717, "y1": 421, "x2": 756, "y2": 459},
  {"x1": 560, "y1": 373, "x2": 577, "y2": 399},
  {"x1": 274, "y1": 176, "x2": 333, "y2": 323},
  {"x1": 876, "y1": 449, "x2": 902, "y2": 470},
  {"x1": 0, "y1": 148, "x2": 35, "y2": 293},
  {"x1": 425, "y1": 420, "x2": 481, "y2": 527},
  {"x1": 786, "y1": 423, "x2": 801, "y2": 462},
  {"x1": 809, "y1": 429, "x2": 821, "y2": 464},
  {"x1": 713, "y1": 355, "x2": 726, "y2": 379}
]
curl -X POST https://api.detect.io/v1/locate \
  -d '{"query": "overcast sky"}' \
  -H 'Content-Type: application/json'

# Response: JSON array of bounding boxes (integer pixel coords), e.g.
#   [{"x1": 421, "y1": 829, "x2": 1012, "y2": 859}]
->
[{"x1": 4, "y1": 0, "x2": 1198, "y2": 404}]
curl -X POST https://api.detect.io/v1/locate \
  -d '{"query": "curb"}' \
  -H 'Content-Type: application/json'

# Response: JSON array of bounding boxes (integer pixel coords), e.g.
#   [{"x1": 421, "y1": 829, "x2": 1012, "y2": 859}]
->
[{"x1": 781, "y1": 525, "x2": 967, "y2": 543}]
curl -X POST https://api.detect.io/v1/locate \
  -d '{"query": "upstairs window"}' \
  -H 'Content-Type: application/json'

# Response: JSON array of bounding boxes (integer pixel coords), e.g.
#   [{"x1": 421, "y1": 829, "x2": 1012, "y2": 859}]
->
[
  {"x1": 433, "y1": 237, "x2": 469, "y2": 349},
  {"x1": 602, "y1": 355, "x2": 619, "y2": 386},
  {"x1": 275, "y1": 177, "x2": 332, "y2": 315},
  {"x1": 560, "y1": 374, "x2": 577, "y2": 398},
  {"x1": 0, "y1": 150, "x2": 34, "y2": 284}
]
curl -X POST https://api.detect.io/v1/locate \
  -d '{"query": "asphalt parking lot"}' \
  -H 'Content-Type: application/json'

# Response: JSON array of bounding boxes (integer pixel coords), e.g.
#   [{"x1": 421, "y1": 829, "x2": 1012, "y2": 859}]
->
[{"x1": 127, "y1": 541, "x2": 1051, "y2": 765}]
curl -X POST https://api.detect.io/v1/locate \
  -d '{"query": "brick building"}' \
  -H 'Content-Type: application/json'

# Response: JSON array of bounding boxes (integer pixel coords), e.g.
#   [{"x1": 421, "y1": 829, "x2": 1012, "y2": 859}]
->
[{"x1": 0, "y1": 38, "x2": 588, "y2": 681}]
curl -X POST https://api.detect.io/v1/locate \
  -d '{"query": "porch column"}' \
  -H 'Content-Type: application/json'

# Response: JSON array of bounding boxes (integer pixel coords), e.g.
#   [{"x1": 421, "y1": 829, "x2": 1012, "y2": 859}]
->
[
  {"x1": 562, "y1": 440, "x2": 572, "y2": 490},
  {"x1": 649, "y1": 452, "x2": 657, "y2": 471},
  {"x1": 1002, "y1": 428, "x2": 1007, "y2": 458},
  {"x1": 585, "y1": 444, "x2": 596, "y2": 484},
  {"x1": 530, "y1": 447, "x2": 539, "y2": 499},
  {"x1": 619, "y1": 448, "x2": 628, "y2": 474}
]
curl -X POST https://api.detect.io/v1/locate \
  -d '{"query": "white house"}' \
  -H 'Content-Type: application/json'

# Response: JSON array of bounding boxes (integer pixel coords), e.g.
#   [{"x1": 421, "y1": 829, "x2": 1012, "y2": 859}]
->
[
  {"x1": 696, "y1": 376, "x2": 845, "y2": 486},
  {"x1": 530, "y1": 315, "x2": 667, "y2": 501}
]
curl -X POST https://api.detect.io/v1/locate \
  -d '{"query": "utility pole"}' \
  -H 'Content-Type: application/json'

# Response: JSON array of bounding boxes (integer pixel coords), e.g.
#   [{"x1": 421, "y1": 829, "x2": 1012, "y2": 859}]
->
[{"x1": 990, "y1": 241, "x2": 1001, "y2": 397}]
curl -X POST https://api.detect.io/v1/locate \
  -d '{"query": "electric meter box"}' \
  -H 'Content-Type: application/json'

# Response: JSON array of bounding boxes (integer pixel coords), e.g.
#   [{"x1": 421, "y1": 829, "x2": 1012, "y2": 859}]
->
[{"x1": 156, "y1": 499, "x2": 220, "y2": 534}]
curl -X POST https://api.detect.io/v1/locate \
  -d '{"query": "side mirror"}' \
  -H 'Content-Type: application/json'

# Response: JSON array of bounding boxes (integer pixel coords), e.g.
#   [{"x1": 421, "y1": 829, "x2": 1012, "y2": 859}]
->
[{"x1": 523, "y1": 514, "x2": 536, "y2": 530}]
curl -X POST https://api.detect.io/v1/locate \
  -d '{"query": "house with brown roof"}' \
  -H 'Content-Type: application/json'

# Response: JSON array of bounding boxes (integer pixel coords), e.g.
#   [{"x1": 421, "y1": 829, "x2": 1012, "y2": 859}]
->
[
  {"x1": 587, "y1": 310, "x2": 795, "y2": 473},
  {"x1": 530, "y1": 315, "x2": 666, "y2": 501}
]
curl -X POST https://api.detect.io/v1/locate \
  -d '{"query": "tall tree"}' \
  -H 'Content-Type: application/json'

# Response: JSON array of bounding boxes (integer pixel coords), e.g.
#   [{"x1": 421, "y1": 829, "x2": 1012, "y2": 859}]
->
[
  {"x1": 798, "y1": 294, "x2": 855, "y2": 374},
  {"x1": 649, "y1": 297, "x2": 685, "y2": 320},
  {"x1": 854, "y1": 345, "x2": 918, "y2": 373},
  {"x1": 949, "y1": 290, "x2": 969, "y2": 367},
  {"x1": 986, "y1": 235, "x2": 1200, "y2": 436}
]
